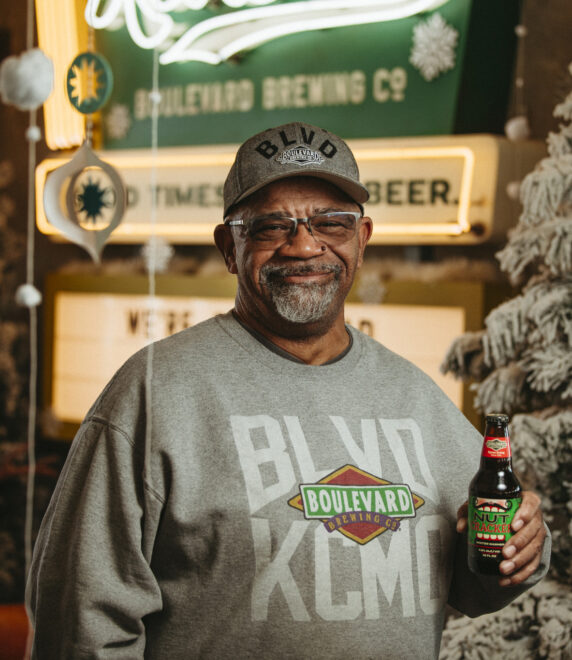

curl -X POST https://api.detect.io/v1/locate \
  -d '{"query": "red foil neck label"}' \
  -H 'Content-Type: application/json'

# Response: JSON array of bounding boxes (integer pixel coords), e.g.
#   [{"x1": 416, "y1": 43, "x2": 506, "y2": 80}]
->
[{"x1": 483, "y1": 435, "x2": 511, "y2": 458}]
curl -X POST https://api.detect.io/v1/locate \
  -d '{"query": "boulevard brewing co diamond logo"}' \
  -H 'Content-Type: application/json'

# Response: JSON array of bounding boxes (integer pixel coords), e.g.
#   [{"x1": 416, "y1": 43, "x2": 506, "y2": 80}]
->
[
  {"x1": 483, "y1": 435, "x2": 511, "y2": 459},
  {"x1": 485, "y1": 438, "x2": 507, "y2": 452},
  {"x1": 288, "y1": 465, "x2": 425, "y2": 545}
]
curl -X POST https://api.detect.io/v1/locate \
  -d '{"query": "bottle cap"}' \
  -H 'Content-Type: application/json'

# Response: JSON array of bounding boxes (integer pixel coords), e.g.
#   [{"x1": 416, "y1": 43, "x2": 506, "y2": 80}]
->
[{"x1": 485, "y1": 413, "x2": 509, "y2": 424}]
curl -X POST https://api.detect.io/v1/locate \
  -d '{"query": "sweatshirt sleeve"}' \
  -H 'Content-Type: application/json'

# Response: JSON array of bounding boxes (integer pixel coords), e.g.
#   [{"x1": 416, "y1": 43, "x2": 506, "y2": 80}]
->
[
  {"x1": 447, "y1": 524, "x2": 552, "y2": 617},
  {"x1": 26, "y1": 417, "x2": 164, "y2": 658}
]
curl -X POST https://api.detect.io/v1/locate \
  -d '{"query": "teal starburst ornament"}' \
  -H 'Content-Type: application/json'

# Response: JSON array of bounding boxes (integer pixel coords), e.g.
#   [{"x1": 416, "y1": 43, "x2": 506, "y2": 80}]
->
[
  {"x1": 43, "y1": 142, "x2": 126, "y2": 263},
  {"x1": 77, "y1": 177, "x2": 108, "y2": 223},
  {"x1": 66, "y1": 51, "x2": 113, "y2": 114},
  {"x1": 73, "y1": 172, "x2": 115, "y2": 227}
]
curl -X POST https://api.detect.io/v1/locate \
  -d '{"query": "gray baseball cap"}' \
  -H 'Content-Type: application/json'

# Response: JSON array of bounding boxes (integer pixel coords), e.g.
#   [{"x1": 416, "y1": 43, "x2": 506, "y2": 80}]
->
[{"x1": 223, "y1": 121, "x2": 370, "y2": 216}]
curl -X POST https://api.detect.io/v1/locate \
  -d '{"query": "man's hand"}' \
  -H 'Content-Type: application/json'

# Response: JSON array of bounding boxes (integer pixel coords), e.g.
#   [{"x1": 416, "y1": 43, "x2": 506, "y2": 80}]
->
[{"x1": 456, "y1": 490, "x2": 547, "y2": 586}]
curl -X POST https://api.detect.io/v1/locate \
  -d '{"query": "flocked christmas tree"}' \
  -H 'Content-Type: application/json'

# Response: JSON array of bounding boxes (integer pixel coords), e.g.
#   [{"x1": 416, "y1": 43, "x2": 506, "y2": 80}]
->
[{"x1": 439, "y1": 63, "x2": 572, "y2": 659}]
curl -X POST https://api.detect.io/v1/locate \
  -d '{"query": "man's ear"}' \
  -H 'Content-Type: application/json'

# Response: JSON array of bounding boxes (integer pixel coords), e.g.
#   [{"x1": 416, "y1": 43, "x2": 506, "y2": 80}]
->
[
  {"x1": 214, "y1": 224, "x2": 238, "y2": 274},
  {"x1": 356, "y1": 216, "x2": 373, "y2": 269}
]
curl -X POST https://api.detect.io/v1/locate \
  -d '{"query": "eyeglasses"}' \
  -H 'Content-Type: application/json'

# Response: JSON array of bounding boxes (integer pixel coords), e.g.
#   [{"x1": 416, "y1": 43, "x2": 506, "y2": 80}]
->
[{"x1": 225, "y1": 211, "x2": 361, "y2": 247}]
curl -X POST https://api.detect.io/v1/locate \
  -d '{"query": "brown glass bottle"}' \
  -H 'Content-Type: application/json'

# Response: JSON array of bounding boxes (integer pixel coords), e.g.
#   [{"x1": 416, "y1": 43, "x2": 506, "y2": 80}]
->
[{"x1": 468, "y1": 413, "x2": 522, "y2": 575}]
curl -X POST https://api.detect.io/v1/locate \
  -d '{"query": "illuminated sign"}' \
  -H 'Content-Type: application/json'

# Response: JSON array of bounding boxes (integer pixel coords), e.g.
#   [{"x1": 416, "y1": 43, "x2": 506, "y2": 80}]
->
[
  {"x1": 38, "y1": 0, "x2": 523, "y2": 151},
  {"x1": 48, "y1": 289, "x2": 463, "y2": 425},
  {"x1": 37, "y1": 1, "x2": 523, "y2": 151},
  {"x1": 35, "y1": 135, "x2": 545, "y2": 244},
  {"x1": 85, "y1": 0, "x2": 449, "y2": 65}
]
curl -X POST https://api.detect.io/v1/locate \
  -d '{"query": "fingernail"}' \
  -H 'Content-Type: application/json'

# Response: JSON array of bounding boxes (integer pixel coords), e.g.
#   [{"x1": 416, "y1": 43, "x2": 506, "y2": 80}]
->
[
  {"x1": 512, "y1": 519, "x2": 524, "y2": 531},
  {"x1": 499, "y1": 577, "x2": 511, "y2": 587},
  {"x1": 457, "y1": 520, "x2": 466, "y2": 533},
  {"x1": 504, "y1": 545, "x2": 516, "y2": 558},
  {"x1": 500, "y1": 560, "x2": 515, "y2": 574}
]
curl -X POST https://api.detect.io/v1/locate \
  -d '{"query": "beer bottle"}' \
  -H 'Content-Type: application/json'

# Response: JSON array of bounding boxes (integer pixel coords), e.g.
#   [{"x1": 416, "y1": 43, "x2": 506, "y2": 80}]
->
[{"x1": 468, "y1": 413, "x2": 522, "y2": 575}]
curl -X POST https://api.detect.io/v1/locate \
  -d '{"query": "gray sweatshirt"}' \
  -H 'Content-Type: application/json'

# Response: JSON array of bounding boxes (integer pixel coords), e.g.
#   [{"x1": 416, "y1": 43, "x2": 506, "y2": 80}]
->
[{"x1": 27, "y1": 312, "x2": 550, "y2": 659}]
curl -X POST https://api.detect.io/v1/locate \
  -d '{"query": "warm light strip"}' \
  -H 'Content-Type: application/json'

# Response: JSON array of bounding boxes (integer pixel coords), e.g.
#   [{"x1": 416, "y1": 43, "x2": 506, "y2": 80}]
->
[
  {"x1": 36, "y1": 144, "x2": 475, "y2": 240},
  {"x1": 35, "y1": 0, "x2": 86, "y2": 150}
]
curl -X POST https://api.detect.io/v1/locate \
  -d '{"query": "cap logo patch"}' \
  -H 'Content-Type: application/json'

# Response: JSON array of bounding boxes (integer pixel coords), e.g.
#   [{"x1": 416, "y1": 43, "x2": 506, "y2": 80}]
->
[{"x1": 276, "y1": 145, "x2": 325, "y2": 167}]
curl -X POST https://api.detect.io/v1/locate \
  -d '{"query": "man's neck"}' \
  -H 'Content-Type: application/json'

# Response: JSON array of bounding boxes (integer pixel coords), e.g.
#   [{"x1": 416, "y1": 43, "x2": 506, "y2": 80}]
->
[{"x1": 232, "y1": 308, "x2": 350, "y2": 365}]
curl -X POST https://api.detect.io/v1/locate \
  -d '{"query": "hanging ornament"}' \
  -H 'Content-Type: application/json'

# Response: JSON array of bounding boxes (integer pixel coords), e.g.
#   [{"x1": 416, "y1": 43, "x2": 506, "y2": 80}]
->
[
  {"x1": 0, "y1": 48, "x2": 53, "y2": 110},
  {"x1": 43, "y1": 36, "x2": 126, "y2": 263},
  {"x1": 43, "y1": 142, "x2": 126, "y2": 263},
  {"x1": 66, "y1": 51, "x2": 113, "y2": 114}
]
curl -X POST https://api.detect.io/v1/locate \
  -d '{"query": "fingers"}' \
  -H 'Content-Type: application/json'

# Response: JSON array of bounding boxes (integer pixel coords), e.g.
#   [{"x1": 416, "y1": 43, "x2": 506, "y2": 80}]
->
[
  {"x1": 498, "y1": 492, "x2": 546, "y2": 587},
  {"x1": 510, "y1": 490, "x2": 541, "y2": 532},
  {"x1": 456, "y1": 501, "x2": 468, "y2": 533},
  {"x1": 499, "y1": 522, "x2": 545, "y2": 585}
]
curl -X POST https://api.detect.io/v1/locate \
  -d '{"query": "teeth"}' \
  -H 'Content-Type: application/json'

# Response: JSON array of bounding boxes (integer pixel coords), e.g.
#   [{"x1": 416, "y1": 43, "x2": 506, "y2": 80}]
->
[{"x1": 476, "y1": 533, "x2": 505, "y2": 541}]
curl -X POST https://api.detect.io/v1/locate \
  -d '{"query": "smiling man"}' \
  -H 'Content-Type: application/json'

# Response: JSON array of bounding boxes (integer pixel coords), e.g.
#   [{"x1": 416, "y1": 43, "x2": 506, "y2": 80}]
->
[
  {"x1": 28, "y1": 122, "x2": 550, "y2": 659},
  {"x1": 215, "y1": 175, "x2": 372, "y2": 361}
]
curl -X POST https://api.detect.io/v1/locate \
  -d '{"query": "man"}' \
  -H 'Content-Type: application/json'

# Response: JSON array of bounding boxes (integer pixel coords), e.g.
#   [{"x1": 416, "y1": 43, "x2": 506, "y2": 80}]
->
[{"x1": 28, "y1": 122, "x2": 550, "y2": 658}]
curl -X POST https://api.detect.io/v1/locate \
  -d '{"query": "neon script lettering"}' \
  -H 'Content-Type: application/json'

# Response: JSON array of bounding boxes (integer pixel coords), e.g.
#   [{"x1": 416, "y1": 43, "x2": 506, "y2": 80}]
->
[{"x1": 85, "y1": 0, "x2": 449, "y2": 65}]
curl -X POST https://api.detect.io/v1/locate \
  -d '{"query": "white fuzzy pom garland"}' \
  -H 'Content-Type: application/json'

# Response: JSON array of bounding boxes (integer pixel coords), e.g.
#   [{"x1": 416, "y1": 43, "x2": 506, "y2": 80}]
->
[
  {"x1": 15, "y1": 283, "x2": 42, "y2": 308},
  {"x1": 0, "y1": 48, "x2": 54, "y2": 111}
]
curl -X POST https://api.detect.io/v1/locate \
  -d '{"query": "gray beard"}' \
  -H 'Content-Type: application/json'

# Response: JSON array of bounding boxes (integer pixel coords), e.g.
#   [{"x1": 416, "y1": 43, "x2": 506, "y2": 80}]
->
[{"x1": 260, "y1": 263, "x2": 342, "y2": 324}]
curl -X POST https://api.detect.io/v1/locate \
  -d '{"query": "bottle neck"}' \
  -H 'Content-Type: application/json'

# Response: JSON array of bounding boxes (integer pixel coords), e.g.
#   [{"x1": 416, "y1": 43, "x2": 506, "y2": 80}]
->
[{"x1": 479, "y1": 455, "x2": 513, "y2": 470}]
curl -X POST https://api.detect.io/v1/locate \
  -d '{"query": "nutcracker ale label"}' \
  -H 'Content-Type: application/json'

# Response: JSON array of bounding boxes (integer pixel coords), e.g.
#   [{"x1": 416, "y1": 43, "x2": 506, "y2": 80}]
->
[{"x1": 468, "y1": 496, "x2": 521, "y2": 561}]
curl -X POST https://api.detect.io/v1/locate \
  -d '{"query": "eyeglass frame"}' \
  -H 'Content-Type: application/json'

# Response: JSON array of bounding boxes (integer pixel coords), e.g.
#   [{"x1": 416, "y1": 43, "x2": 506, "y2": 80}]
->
[{"x1": 224, "y1": 210, "x2": 363, "y2": 246}]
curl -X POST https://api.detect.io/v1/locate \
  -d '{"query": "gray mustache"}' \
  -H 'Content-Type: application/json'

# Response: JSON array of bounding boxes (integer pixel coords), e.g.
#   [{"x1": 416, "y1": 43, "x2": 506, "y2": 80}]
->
[{"x1": 260, "y1": 263, "x2": 342, "y2": 282}]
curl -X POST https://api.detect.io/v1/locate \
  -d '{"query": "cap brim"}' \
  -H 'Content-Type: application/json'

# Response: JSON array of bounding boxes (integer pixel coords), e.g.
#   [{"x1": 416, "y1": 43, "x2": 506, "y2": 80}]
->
[{"x1": 225, "y1": 170, "x2": 369, "y2": 216}]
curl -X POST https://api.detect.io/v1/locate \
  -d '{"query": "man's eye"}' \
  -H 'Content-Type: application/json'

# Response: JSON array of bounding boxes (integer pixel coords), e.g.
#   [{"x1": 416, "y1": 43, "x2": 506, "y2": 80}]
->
[
  {"x1": 250, "y1": 220, "x2": 291, "y2": 236},
  {"x1": 312, "y1": 214, "x2": 354, "y2": 231},
  {"x1": 314, "y1": 219, "x2": 344, "y2": 228}
]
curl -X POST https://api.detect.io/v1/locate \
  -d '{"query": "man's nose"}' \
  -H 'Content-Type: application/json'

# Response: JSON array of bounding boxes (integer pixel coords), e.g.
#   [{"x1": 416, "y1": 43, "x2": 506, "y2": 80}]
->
[{"x1": 276, "y1": 221, "x2": 325, "y2": 257}]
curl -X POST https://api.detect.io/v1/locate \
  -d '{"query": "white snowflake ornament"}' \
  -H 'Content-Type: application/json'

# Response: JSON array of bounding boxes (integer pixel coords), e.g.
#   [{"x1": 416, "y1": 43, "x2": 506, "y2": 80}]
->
[
  {"x1": 141, "y1": 236, "x2": 174, "y2": 273},
  {"x1": 105, "y1": 104, "x2": 132, "y2": 140},
  {"x1": 409, "y1": 13, "x2": 459, "y2": 82}
]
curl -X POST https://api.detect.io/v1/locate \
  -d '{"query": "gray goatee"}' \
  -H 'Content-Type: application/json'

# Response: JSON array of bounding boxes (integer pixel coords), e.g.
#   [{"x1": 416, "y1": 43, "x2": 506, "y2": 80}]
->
[{"x1": 260, "y1": 263, "x2": 342, "y2": 324}]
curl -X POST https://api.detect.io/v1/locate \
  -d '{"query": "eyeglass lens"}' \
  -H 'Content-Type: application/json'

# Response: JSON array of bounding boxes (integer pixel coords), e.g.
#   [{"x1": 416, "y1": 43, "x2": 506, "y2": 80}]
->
[{"x1": 248, "y1": 213, "x2": 358, "y2": 245}]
